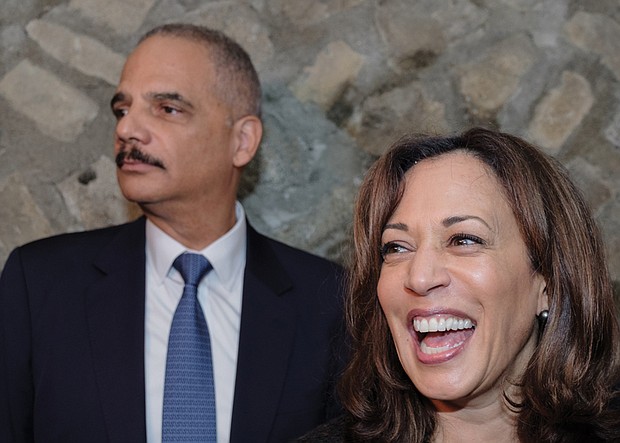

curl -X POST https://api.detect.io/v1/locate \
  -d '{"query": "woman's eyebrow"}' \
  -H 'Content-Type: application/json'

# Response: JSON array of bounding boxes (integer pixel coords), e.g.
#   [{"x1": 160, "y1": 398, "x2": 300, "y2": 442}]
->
[
  {"x1": 442, "y1": 215, "x2": 491, "y2": 230},
  {"x1": 383, "y1": 222, "x2": 408, "y2": 232}
]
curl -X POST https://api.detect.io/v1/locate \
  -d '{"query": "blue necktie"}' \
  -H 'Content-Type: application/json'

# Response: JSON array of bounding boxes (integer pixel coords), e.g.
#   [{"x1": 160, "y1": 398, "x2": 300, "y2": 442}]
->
[{"x1": 162, "y1": 253, "x2": 217, "y2": 442}]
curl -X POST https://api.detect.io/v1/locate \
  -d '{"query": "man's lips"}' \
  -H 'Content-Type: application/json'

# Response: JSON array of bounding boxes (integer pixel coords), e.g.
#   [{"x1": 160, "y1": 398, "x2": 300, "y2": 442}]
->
[{"x1": 115, "y1": 147, "x2": 165, "y2": 169}]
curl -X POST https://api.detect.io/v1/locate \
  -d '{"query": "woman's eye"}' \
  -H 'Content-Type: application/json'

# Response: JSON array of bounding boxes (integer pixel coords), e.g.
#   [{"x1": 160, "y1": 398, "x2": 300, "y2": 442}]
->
[
  {"x1": 450, "y1": 233, "x2": 484, "y2": 247},
  {"x1": 380, "y1": 242, "x2": 409, "y2": 259}
]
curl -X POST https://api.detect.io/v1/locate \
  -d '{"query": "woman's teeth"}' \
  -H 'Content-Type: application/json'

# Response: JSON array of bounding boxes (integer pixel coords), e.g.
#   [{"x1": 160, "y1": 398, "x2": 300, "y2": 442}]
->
[{"x1": 413, "y1": 316, "x2": 474, "y2": 333}]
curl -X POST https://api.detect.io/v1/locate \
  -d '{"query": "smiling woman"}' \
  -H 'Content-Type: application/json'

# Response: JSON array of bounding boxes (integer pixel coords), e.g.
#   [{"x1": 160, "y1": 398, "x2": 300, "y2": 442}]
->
[
  {"x1": 297, "y1": 127, "x2": 620, "y2": 442},
  {"x1": 377, "y1": 151, "x2": 548, "y2": 408}
]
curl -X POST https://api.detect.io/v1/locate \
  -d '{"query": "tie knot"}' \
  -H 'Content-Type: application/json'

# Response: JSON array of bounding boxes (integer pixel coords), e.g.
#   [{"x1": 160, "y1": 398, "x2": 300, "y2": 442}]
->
[{"x1": 173, "y1": 253, "x2": 212, "y2": 287}]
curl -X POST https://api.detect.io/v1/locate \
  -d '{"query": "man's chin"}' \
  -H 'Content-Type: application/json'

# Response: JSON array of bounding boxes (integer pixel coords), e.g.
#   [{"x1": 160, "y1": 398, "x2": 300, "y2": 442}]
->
[{"x1": 118, "y1": 188, "x2": 158, "y2": 207}]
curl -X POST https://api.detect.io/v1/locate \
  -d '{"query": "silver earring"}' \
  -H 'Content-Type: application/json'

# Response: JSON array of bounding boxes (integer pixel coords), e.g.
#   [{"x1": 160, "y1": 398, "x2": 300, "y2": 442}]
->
[{"x1": 537, "y1": 310, "x2": 549, "y2": 330}]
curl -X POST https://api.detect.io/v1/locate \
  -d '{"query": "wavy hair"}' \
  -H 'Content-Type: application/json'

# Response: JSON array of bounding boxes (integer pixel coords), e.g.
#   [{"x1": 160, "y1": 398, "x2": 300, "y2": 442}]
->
[{"x1": 339, "y1": 127, "x2": 620, "y2": 442}]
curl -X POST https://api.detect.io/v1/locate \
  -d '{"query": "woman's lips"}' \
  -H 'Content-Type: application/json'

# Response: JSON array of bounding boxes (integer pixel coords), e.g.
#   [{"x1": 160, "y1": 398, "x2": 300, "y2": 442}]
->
[{"x1": 409, "y1": 312, "x2": 476, "y2": 364}]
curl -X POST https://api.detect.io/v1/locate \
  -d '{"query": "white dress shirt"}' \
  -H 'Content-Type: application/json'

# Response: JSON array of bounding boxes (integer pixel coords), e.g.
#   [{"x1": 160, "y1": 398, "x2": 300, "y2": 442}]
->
[{"x1": 144, "y1": 202, "x2": 246, "y2": 443}]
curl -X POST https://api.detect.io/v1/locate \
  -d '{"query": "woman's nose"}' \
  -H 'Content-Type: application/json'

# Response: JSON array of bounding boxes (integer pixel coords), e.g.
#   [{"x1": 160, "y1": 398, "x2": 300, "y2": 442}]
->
[{"x1": 404, "y1": 246, "x2": 450, "y2": 296}]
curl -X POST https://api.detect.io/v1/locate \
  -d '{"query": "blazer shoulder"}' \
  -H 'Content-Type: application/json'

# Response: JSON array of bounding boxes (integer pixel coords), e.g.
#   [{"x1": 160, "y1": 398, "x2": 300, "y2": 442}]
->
[
  {"x1": 3, "y1": 218, "x2": 146, "y2": 277},
  {"x1": 16, "y1": 218, "x2": 144, "y2": 256},
  {"x1": 245, "y1": 224, "x2": 345, "y2": 315},
  {"x1": 247, "y1": 224, "x2": 343, "y2": 273}
]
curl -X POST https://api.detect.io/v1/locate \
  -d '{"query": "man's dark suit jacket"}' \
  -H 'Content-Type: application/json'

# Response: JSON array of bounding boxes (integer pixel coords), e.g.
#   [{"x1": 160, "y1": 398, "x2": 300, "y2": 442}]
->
[{"x1": 0, "y1": 217, "x2": 345, "y2": 442}]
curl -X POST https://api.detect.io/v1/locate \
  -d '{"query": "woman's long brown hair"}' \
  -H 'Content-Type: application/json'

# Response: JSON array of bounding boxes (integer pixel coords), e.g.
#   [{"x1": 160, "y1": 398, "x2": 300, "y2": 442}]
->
[{"x1": 339, "y1": 127, "x2": 620, "y2": 442}]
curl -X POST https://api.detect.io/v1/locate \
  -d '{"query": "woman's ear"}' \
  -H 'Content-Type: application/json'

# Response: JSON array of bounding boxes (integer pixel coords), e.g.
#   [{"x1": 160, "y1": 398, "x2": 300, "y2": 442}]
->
[
  {"x1": 232, "y1": 115, "x2": 262, "y2": 168},
  {"x1": 537, "y1": 276, "x2": 549, "y2": 314}
]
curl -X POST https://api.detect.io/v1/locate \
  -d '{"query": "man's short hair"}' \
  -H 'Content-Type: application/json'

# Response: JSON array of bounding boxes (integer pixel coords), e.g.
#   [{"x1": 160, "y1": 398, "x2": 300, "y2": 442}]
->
[{"x1": 141, "y1": 23, "x2": 262, "y2": 119}]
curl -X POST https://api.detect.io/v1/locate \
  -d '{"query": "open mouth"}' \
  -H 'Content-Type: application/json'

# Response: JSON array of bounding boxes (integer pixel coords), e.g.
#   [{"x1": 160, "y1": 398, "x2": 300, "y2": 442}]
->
[{"x1": 412, "y1": 315, "x2": 475, "y2": 358}]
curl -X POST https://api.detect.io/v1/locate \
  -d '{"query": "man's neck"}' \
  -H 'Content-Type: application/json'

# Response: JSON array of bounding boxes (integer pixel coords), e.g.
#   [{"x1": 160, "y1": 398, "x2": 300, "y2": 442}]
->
[{"x1": 141, "y1": 201, "x2": 238, "y2": 251}]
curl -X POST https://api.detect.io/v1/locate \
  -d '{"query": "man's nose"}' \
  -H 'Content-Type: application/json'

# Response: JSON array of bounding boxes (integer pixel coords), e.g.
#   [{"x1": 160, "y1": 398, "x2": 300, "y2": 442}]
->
[{"x1": 115, "y1": 107, "x2": 151, "y2": 145}]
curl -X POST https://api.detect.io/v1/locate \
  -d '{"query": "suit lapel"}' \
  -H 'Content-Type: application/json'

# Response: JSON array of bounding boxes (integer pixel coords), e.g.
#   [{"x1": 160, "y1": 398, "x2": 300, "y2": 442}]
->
[
  {"x1": 230, "y1": 225, "x2": 297, "y2": 443},
  {"x1": 85, "y1": 218, "x2": 147, "y2": 442}
]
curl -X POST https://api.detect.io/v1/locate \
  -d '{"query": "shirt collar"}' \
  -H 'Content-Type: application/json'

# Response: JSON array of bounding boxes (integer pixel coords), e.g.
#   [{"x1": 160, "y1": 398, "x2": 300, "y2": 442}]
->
[{"x1": 146, "y1": 202, "x2": 247, "y2": 291}]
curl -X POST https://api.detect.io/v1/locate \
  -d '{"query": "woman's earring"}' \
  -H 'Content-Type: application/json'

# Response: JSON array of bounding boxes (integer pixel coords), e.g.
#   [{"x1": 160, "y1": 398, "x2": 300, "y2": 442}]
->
[{"x1": 537, "y1": 310, "x2": 549, "y2": 332}]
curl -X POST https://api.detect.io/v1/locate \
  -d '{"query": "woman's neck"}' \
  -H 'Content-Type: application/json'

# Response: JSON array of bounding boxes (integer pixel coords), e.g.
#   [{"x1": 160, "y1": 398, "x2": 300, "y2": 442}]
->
[{"x1": 432, "y1": 394, "x2": 519, "y2": 442}]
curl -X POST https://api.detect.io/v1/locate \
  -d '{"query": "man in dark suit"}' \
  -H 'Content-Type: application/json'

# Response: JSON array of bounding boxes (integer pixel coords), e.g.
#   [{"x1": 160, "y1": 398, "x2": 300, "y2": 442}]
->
[{"x1": 0, "y1": 23, "x2": 344, "y2": 442}]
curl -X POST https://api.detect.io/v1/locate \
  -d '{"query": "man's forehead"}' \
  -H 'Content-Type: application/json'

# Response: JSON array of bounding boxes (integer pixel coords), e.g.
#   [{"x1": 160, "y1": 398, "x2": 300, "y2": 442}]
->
[
  {"x1": 119, "y1": 37, "x2": 215, "y2": 86},
  {"x1": 131, "y1": 34, "x2": 213, "y2": 63}
]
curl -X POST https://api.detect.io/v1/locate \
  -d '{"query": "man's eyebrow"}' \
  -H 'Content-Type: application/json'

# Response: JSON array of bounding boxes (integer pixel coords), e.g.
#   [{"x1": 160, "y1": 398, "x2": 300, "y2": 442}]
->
[
  {"x1": 149, "y1": 92, "x2": 195, "y2": 110},
  {"x1": 442, "y1": 215, "x2": 491, "y2": 230}
]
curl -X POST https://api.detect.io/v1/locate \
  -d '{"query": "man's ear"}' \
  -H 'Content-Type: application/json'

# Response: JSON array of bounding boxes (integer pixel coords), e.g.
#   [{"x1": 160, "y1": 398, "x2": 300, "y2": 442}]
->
[{"x1": 232, "y1": 115, "x2": 262, "y2": 168}]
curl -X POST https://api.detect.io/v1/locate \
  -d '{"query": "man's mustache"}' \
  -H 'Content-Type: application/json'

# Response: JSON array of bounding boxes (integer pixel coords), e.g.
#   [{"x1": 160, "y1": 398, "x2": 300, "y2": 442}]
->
[{"x1": 115, "y1": 146, "x2": 165, "y2": 169}]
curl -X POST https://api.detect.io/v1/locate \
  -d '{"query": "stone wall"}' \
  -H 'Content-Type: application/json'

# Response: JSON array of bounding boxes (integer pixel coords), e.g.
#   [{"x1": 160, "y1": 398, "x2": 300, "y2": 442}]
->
[{"x1": 1, "y1": 0, "x2": 619, "y2": 297}]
